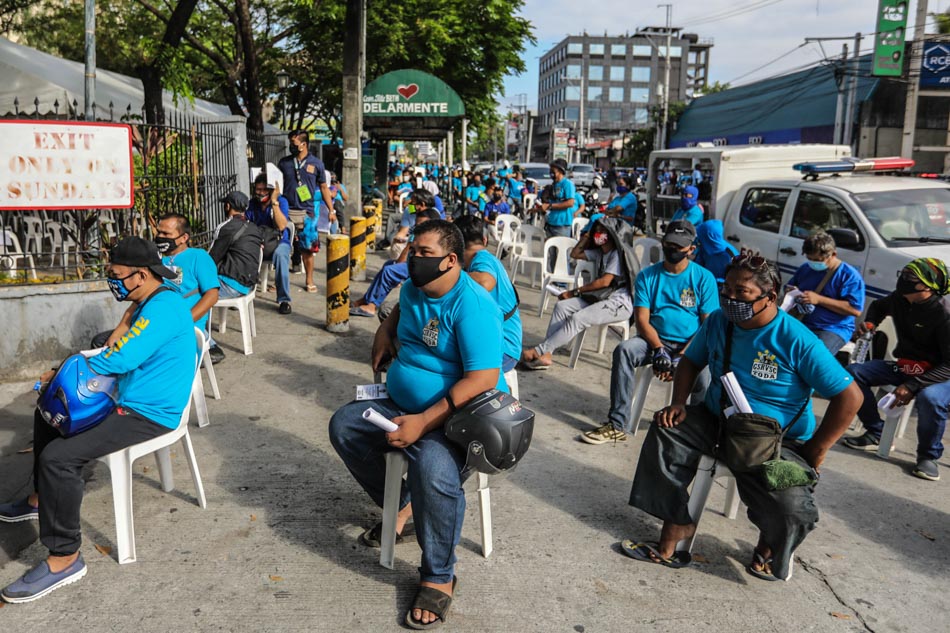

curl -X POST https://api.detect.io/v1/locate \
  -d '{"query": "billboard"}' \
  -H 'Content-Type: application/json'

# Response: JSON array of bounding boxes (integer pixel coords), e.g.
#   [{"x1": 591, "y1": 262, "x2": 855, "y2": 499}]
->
[
  {"x1": 921, "y1": 41, "x2": 950, "y2": 87},
  {"x1": 872, "y1": 0, "x2": 908, "y2": 77},
  {"x1": 552, "y1": 127, "x2": 570, "y2": 160}
]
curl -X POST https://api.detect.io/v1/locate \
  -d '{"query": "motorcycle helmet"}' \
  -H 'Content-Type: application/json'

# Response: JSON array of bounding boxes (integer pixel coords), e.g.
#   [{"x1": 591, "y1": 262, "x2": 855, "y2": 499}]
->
[
  {"x1": 444, "y1": 389, "x2": 534, "y2": 474},
  {"x1": 37, "y1": 354, "x2": 117, "y2": 437}
]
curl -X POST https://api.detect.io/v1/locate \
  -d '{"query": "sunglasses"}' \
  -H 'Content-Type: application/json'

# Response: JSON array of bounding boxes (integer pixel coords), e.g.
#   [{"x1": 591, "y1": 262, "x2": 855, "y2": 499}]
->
[{"x1": 731, "y1": 252, "x2": 768, "y2": 269}]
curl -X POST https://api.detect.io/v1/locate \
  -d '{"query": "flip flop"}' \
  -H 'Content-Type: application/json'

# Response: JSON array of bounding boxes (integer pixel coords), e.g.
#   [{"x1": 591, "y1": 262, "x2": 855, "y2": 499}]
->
[
  {"x1": 359, "y1": 521, "x2": 415, "y2": 548},
  {"x1": 746, "y1": 550, "x2": 780, "y2": 582},
  {"x1": 521, "y1": 358, "x2": 551, "y2": 371},
  {"x1": 620, "y1": 540, "x2": 691, "y2": 569},
  {"x1": 349, "y1": 306, "x2": 376, "y2": 317},
  {"x1": 405, "y1": 577, "x2": 458, "y2": 630},
  {"x1": 306, "y1": 284, "x2": 318, "y2": 293}
]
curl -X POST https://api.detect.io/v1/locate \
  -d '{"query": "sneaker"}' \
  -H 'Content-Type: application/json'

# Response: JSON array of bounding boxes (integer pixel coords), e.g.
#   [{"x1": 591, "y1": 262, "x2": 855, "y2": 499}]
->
[
  {"x1": 278, "y1": 302, "x2": 292, "y2": 315},
  {"x1": 579, "y1": 423, "x2": 627, "y2": 445},
  {"x1": 0, "y1": 498, "x2": 38, "y2": 523},
  {"x1": 913, "y1": 459, "x2": 940, "y2": 481},
  {"x1": 208, "y1": 345, "x2": 225, "y2": 365},
  {"x1": 1, "y1": 554, "x2": 87, "y2": 603},
  {"x1": 843, "y1": 432, "x2": 880, "y2": 451}
]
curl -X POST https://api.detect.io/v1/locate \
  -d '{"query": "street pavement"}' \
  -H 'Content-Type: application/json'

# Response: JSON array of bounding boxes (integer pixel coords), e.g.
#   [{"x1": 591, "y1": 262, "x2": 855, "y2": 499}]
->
[{"x1": 0, "y1": 245, "x2": 948, "y2": 632}]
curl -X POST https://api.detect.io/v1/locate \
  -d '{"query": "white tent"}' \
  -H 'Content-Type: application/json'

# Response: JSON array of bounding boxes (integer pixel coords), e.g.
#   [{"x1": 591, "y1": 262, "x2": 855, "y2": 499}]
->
[{"x1": 0, "y1": 36, "x2": 234, "y2": 119}]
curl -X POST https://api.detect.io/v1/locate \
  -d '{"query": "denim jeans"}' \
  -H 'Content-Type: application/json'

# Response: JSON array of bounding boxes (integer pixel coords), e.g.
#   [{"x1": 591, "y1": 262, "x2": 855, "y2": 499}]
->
[
  {"x1": 329, "y1": 399, "x2": 467, "y2": 584},
  {"x1": 363, "y1": 261, "x2": 409, "y2": 307},
  {"x1": 272, "y1": 241, "x2": 292, "y2": 304},
  {"x1": 848, "y1": 360, "x2": 950, "y2": 460},
  {"x1": 502, "y1": 353, "x2": 518, "y2": 373},
  {"x1": 607, "y1": 336, "x2": 710, "y2": 434},
  {"x1": 812, "y1": 329, "x2": 846, "y2": 355}
]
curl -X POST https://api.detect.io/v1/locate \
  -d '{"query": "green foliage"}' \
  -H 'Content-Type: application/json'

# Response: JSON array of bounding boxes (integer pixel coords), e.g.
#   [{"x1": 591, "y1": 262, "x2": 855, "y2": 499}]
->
[
  {"x1": 618, "y1": 128, "x2": 654, "y2": 168},
  {"x1": 699, "y1": 80, "x2": 731, "y2": 96},
  {"x1": 939, "y1": 11, "x2": 950, "y2": 35}
]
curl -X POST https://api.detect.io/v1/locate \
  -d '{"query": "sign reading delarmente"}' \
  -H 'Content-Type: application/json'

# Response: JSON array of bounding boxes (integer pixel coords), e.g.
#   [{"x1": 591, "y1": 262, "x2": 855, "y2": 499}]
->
[{"x1": 872, "y1": 0, "x2": 908, "y2": 77}]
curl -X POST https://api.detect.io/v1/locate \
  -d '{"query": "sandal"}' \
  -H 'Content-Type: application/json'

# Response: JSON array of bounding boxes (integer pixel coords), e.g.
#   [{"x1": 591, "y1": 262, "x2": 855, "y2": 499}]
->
[
  {"x1": 520, "y1": 358, "x2": 551, "y2": 371},
  {"x1": 746, "y1": 550, "x2": 780, "y2": 582},
  {"x1": 620, "y1": 540, "x2": 691, "y2": 569},
  {"x1": 358, "y1": 521, "x2": 415, "y2": 548},
  {"x1": 405, "y1": 577, "x2": 457, "y2": 630},
  {"x1": 306, "y1": 284, "x2": 318, "y2": 293}
]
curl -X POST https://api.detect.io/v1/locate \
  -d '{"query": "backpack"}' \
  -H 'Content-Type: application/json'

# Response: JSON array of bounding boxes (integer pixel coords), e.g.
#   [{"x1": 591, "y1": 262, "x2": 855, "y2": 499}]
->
[{"x1": 261, "y1": 226, "x2": 281, "y2": 260}]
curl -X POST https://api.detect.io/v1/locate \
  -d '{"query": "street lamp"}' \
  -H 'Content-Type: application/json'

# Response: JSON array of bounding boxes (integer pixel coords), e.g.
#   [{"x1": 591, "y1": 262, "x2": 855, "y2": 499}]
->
[{"x1": 276, "y1": 70, "x2": 290, "y2": 130}]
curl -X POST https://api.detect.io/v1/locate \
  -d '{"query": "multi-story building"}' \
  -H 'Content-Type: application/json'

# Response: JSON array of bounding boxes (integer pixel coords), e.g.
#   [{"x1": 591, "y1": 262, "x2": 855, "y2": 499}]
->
[{"x1": 532, "y1": 29, "x2": 712, "y2": 165}]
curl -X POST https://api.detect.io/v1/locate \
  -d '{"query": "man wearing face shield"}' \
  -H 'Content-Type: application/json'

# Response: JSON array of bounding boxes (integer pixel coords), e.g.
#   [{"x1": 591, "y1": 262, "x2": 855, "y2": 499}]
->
[
  {"x1": 844, "y1": 258, "x2": 950, "y2": 482},
  {"x1": 329, "y1": 220, "x2": 506, "y2": 628},
  {"x1": 0, "y1": 238, "x2": 195, "y2": 603},
  {"x1": 623, "y1": 251, "x2": 861, "y2": 581}
]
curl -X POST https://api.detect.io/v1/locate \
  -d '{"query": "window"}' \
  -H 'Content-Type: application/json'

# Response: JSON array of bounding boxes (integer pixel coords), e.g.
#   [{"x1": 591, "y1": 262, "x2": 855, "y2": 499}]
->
[
  {"x1": 588, "y1": 86, "x2": 603, "y2": 101},
  {"x1": 609, "y1": 66, "x2": 625, "y2": 81},
  {"x1": 631, "y1": 66, "x2": 650, "y2": 82},
  {"x1": 739, "y1": 188, "x2": 791, "y2": 234},
  {"x1": 587, "y1": 108, "x2": 601, "y2": 122},
  {"x1": 588, "y1": 65, "x2": 603, "y2": 81},
  {"x1": 630, "y1": 87, "x2": 650, "y2": 103},
  {"x1": 791, "y1": 192, "x2": 864, "y2": 248},
  {"x1": 566, "y1": 85, "x2": 581, "y2": 100},
  {"x1": 609, "y1": 87, "x2": 624, "y2": 102},
  {"x1": 605, "y1": 108, "x2": 622, "y2": 122},
  {"x1": 568, "y1": 42, "x2": 583, "y2": 55},
  {"x1": 611, "y1": 44, "x2": 627, "y2": 56},
  {"x1": 633, "y1": 45, "x2": 652, "y2": 56},
  {"x1": 633, "y1": 108, "x2": 649, "y2": 125},
  {"x1": 565, "y1": 106, "x2": 579, "y2": 121},
  {"x1": 590, "y1": 43, "x2": 605, "y2": 55},
  {"x1": 566, "y1": 64, "x2": 581, "y2": 79},
  {"x1": 659, "y1": 46, "x2": 682, "y2": 57}
]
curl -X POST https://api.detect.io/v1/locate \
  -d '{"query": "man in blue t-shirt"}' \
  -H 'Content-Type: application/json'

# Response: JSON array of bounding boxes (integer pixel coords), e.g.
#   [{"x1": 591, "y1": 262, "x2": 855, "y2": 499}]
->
[
  {"x1": 484, "y1": 186, "x2": 511, "y2": 221},
  {"x1": 671, "y1": 185, "x2": 704, "y2": 228},
  {"x1": 583, "y1": 221, "x2": 718, "y2": 445},
  {"x1": 534, "y1": 158, "x2": 577, "y2": 238},
  {"x1": 785, "y1": 232, "x2": 864, "y2": 354},
  {"x1": 329, "y1": 220, "x2": 504, "y2": 628},
  {"x1": 606, "y1": 177, "x2": 638, "y2": 226},
  {"x1": 464, "y1": 173, "x2": 487, "y2": 216},
  {"x1": 0, "y1": 237, "x2": 195, "y2": 603},
  {"x1": 622, "y1": 252, "x2": 861, "y2": 582},
  {"x1": 246, "y1": 173, "x2": 293, "y2": 314}
]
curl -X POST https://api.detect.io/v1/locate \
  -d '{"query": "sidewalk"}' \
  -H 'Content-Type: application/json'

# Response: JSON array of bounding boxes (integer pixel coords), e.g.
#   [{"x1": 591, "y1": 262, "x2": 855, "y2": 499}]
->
[{"x1": 0, "y1": 248, "x2": 948, "y2": 632}]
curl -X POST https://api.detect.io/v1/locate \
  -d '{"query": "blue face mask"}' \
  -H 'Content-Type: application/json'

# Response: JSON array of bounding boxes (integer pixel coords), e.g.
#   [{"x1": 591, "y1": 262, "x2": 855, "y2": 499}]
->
[
  {"x1": 107, "y1": 272, "x2": 140, "y2": 302},
  {"x1": 807, "y1": 260, "x2": 828, "y2": 271},
  {"x1": 616, "y1": 186, "x2": 630, "y2": 195}
]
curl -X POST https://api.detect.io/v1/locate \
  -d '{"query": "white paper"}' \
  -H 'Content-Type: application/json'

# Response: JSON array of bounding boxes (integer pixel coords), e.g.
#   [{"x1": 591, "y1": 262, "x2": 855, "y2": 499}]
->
[
  {"x1": 720, "y1": 372, "x2": 753, "y2": 414},
  {"x1": 362, "y1": 408, "x2": 399, "y2": 432},
  {"x1": 780, "y1": 288, "x2": 802, "y2": 313},
  {"x1": 877, "y1": 393, "x2": 907, "y2": 419},
  {"x1": 356, "y1": 383, "x2": 389, "y2": 401},
  {"x1": 265, "y1": 162, "x2": 282, "y2": 190},
  {"x1": 545, "y1": 283, "x2": 564, "y2": 296}
]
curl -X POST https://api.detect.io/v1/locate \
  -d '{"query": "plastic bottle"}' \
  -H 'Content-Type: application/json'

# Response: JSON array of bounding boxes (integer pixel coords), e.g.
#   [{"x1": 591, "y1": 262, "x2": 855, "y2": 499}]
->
[{"x1": 850, "y1": 322, "x2": 875, "y2": 365}]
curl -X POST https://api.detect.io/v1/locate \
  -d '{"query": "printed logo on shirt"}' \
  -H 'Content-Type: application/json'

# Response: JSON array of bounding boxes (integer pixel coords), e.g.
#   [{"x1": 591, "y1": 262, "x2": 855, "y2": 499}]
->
[
  {"x1": 165, "y1": 265, "x2": 183, "y2": 286},
  {"x1": 422, "y1": 318, "x2": 440, "y2": 347},
  {"x1": 751, "y1": 349, "x2": 779, "y2": 381},
  {"x1": 679, "y1": 288, "x2": 696, "y2": 308},
  {"x1": 306, "y1": 164, "x2": 316, "y2": 174},
  {"x1": 104, "y1": 316, "x2": 151, "y2": 358}
]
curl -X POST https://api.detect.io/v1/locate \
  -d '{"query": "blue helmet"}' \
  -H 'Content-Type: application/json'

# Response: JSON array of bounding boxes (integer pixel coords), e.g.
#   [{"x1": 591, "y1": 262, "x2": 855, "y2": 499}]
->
[{"x1": 37, "y1": 354, "x2": 117, "y2": 437}]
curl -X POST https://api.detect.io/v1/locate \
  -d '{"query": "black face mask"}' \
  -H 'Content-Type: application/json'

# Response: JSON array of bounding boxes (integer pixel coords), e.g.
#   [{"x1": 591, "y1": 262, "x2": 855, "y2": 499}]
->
[
  {"x1": 896, "y1": 277, "x2": 920, "y2": 297},
  {"x1": 663, "y1": 246, "x2": 688, "y2": 264},
  {"x1": 408, "y1": 253, "x2": 451, "y2": 287},
  {"x1": 492, "y1": 194, "x2": 502, "y2": 201},
  {"x1": 154, "y1": 236, "x2": 179, "y2": 254}
]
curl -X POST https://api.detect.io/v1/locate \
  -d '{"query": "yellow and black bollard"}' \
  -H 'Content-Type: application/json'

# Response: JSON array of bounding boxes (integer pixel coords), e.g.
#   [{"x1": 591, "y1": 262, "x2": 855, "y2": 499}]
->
[
  {"x1": 350, "y1": 217, "x2": 367, "y2": 282},
  {"x1": 363, "y1": 205, "x2": 377, "y2": 251},
  {"x1": 326, "y1": 234, "x2": 350, "y2": 333}
]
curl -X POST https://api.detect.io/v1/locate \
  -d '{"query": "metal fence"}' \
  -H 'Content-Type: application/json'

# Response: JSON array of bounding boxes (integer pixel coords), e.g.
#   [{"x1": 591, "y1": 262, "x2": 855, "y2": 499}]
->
[
  {"x1": 247, "y1": 128, "x2": 288, "y2": 171},
  {"x1": 0, "y1": 102, "x2": 242, "y2": 285}
]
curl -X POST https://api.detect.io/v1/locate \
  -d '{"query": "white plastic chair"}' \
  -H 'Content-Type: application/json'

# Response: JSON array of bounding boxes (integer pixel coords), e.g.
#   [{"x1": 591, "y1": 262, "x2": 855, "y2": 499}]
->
[
  {"x1": 46, "y1": 221, "x2": 79, "y2": 266},
  {"x1": 1, "y1": 229, "x2": 38, "y2": 280},
  {"x1": 508, "y1": 225, "x2": 546, "y2": 287},
  {"x1": 214, "y1": 248, "x2": 263, "y2": 355},
  {"x1": 493, "y1": 216, "x2": 521, "y2": 259},
  {"x1": 571, "y1": 217, "x2": 589, "y2": 239},
  {"x1": 566, "y1": 260, "x2": 630, "y2": 369},
  {"x1": 537, "y1": 236, "x2": 580, "y2": 317},
  {"x1": 632, "y1": 237, "x2": 663, "y2": 270},
  {"x1": 190, "y1": 330, "x2": 219, "y2": 428},
  {"x1": 675, "y1": 455, "x2": 742, "y2": 555},
  {"x1": 21, "y1": 214, "x2": 44, "y2": 256},
  {"x1": 97, "y1": 327, "x2": 208, "y2": 564}
]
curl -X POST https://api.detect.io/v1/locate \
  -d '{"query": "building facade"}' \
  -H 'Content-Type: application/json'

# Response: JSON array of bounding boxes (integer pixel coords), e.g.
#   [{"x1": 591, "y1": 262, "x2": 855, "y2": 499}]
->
[{"x1": 532, "y1": 30, "x2": 712, "y2": 165}]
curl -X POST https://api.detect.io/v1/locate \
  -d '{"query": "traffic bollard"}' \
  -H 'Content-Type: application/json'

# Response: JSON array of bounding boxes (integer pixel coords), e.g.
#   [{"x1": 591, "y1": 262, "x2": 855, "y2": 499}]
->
[
  {"x1": 326, "y1": 234, "x2": 350, "y2": 333},
  {"x1": 364, "y1": 215, "x2": 376, "y2": 251},
  {"x1": 350, "y1": 217, "x2": 367, "y2": 281}
]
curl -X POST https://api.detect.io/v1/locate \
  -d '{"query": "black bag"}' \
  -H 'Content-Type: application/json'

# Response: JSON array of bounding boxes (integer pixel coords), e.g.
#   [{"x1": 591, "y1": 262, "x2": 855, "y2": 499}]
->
[
  {"x1": 261, "y1": 226, "x2": 281, "y2": 260},
  {"x1": 717, "y1": 322, "x2": 807, "y2": 473}
]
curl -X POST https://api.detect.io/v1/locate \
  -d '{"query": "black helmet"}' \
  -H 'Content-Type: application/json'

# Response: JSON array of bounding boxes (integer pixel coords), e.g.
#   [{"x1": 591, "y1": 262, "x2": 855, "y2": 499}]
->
[{"x1": 444, "y1": 389, "x2": 534, "y2": 474}]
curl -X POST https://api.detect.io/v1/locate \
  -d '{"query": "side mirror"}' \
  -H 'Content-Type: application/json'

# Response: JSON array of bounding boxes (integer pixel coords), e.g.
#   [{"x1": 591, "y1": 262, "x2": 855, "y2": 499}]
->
[{"x1": 828, "y1": 227, "x2": 862, "y2": 250}]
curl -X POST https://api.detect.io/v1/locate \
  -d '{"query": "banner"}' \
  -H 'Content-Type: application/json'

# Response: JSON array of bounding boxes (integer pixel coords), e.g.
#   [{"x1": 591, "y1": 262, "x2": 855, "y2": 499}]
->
[
  {"x1": 921, "y1": 40, "x2": 950, "y2": 87},
  {"x1": 872, "y1": 0, "x2": 908, "y2": 77},
  {"x1": 0, "y1": 121, "x2": 134, "y2": 210},
  {"x1": 552, "y1": 127, "x2": 570, "y2": 160}
]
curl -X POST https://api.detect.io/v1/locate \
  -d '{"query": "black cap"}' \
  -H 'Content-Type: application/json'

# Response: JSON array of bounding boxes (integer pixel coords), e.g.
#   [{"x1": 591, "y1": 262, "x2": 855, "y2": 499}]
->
[
  {"x1": 549, "y1": 158, "x2": 568, "y2": 174},
  {"x1": 663, "y1": 220, "x2": 696, "y2": 248},
  {"x1": 220, "y1": 191, "x2": 250, "y2": 210},
  {"x1": 110, "y1": 237, "x2": 177, "y2": 279}
]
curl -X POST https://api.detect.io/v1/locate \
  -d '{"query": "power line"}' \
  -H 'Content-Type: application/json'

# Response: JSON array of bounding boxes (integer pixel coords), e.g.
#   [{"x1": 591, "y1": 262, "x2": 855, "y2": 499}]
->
[
  {"x1": 681, "y1": 0, "x2": 787, "y2": 27},
  {"x1": 725, "y1": 42, "x2": 809, "y2": 85}
]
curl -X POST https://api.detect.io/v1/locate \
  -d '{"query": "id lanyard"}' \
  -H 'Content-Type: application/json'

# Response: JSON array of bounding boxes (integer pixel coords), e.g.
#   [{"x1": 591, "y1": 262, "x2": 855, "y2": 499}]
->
[{"x1": 293, "y1": 158, "x2": 313, "y2": 204}]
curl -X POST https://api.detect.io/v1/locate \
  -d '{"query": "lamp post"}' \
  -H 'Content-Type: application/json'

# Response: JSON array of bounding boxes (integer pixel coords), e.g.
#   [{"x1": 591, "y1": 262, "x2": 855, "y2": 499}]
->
[{"x1": 276, "y1": 70, "x2": 290, "y2": 130}]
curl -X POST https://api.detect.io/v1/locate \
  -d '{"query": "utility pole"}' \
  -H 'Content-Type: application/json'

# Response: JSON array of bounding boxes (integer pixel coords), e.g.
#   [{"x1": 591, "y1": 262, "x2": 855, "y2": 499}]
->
[
  {"x1": 659, "y1": 3, "x2": 673, "y2": 151},
  {"x1": 579, "y1": 66, "x2": 586, "y2": 157},
  {"x1": 341, "y1": 0, "x2": 365, "y2": 227},
  {"x1": 901, "y1": 0, "x2": 929, "y2": 159},
  {"x1": 833, "y1": 43, "x2": 848, "y2": 145},
  {"x1": 84, "y1": 0, "x2": 96, "y2": 120},
  {"x1": 843, "y1": 32, "x2": 862, "y2": 150}
]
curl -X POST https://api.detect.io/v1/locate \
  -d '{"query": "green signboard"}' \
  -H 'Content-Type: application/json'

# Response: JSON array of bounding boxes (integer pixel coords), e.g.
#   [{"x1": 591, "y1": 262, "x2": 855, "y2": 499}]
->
[
  {"x1": 363, "y1": 69, "x2": 465, "y2": 118},
  {"x1": 872, "y1": 0, "x2": 908, "y2": 77}
]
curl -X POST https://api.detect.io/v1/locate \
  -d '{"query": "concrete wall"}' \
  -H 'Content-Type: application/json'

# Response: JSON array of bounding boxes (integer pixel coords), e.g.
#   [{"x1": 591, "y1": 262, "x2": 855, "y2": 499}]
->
[{"x1": 0, "y1": 281, "x2": 126, "y2": 382}]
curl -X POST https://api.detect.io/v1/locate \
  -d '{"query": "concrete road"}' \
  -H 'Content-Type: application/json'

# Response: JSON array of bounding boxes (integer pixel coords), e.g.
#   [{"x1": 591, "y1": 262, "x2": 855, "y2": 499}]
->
[{"x1": 0, "y1": 247, "x2": 947, "y2": 632}]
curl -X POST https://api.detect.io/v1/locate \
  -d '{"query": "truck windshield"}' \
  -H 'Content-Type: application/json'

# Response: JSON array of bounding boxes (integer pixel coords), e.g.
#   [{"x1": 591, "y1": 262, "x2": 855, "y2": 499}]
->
[{"x1": 852, "y1": 188, "x2": 950, "y2": 242}]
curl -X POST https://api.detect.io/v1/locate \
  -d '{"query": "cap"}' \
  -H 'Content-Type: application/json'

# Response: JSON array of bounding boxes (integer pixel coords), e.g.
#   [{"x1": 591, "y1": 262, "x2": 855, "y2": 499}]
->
[
  {"x1": 663, "y1": 220, "x2": 696, "y2": 248},
  {"x1": 110, "y1": 237, "x2": 177, "y2": 279},
  {"x1": 549, "y1": 158, "x2": 568, "y2": 174},
  {"x1": 220, "y1": 191, "x2": 250, "y2": 209}
]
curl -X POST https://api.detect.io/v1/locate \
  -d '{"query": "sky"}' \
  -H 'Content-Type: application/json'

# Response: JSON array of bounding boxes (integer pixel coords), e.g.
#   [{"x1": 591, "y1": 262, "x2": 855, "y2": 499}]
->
[{"x1": 499, "y1": 0, "x2": 950, "y2": 112}]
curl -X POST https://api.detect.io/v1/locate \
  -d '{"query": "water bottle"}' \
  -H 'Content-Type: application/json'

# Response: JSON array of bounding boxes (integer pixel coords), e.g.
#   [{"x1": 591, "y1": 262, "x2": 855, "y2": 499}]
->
[{"x1": 850, "y1": 323, "x2": 875, "y2": 365}]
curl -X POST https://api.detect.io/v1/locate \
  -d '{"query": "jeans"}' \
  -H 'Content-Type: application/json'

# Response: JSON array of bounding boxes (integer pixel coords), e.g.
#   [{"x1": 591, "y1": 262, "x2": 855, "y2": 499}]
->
[
  {"x1": 329, "y1": 399, "x2": 467, "y2": 584},
  {"x1": 363, "y1": 261, "x2": 409, "y2": 307},
  {"x1": 629, "y1": 405, "x2": 818, "y2": 581},
  {"x1": 273, "y1": 241, "x2": 292, "y2": 304},
  {"x1": 544, "y1": 224, "x2": 571, "y2": 238},
  {"x1": 502, "y1": 354, "x2": 518, "y2": 373},
  {"x1": 32, "y1": 408, "x2": 171, "y2": 556},
  {"x1": 848, "y1": 360, "x2": 950, "y2": 460},
  {"x1": 812, "y1": 329, "x2": 846, "y2": 355},
  {"x1": 607, "y1": 336, "x2": 710, "y2": 434},
  {"x1": 536, "y1": 296, "x2": 633, "y2": 356}
]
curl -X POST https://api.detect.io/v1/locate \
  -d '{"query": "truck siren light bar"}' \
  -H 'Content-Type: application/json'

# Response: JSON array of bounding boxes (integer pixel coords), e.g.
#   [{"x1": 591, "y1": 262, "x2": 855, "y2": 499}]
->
[{"x1": 793, "y1": 157, "x2": 915, "y2": 175}]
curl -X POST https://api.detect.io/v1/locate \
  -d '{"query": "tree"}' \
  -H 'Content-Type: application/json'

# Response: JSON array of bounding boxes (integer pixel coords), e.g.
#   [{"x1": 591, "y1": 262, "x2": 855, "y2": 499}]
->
[
  {"x1": 618, "y1": 128, "x2": 654, "y2": 168},
  {"x1": 0, "y1": 0, "x2": 32, "y2": 34},
  {"x1": 696, "y1": 80, "x2": 730, "y2": 97}
]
